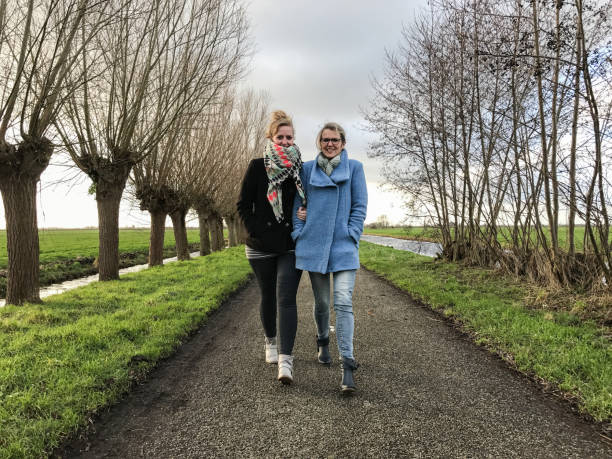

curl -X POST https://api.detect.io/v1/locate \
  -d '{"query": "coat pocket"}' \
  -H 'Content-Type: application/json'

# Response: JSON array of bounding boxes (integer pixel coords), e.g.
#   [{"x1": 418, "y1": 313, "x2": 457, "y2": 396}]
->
[{"x1": 346, "y1": 225, "x2": 359, "y2": 246}]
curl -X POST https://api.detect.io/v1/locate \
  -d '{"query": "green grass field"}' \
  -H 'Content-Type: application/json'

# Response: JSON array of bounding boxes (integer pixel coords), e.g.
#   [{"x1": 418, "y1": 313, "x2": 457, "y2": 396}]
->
[
  {"x1": 364, "y1": 225, "x2": 610, "y2": 252},
  {"x1": 359, "y1": 241, "x2": 611, "y2": 423},
  {"x1": 0, "y1": 228, "x2": 201, "y2": 269},
  {"x1": 0, "y1": 246, "x2": 251, "y2": 457}
]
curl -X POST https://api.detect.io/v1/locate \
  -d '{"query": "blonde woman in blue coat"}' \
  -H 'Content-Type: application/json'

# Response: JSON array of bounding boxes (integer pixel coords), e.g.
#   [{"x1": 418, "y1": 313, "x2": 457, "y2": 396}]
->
[{"x1": 292, "y1": 122, "x2": 367, "y2": 393}]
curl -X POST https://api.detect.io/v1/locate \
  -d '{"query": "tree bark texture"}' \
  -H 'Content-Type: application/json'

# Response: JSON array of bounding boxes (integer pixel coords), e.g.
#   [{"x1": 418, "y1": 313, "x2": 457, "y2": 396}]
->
[
  {"x1": 170, "y1": 209, "x2": 191, "y2": 261},
  {"x1": 96, "y1": 191, "x2": 123, "y2": 281},
  {"x1": 198, "y1": 211, "x2": 211, "y2": 256},
  {"x1": 237, "y1": 220, "x2": 247, "y2": 244},
  {"x1": 0, "y1": 177, "x2": 41, "y2": 304},
  {"x1": 209, "y1": 214, "x2": 225, "y2": 252},
  {"x1": 226, "y1": 215, "x2": 238, "y2": 247},
  {"x1": 94, "y1": 162, "x2": 132, "y2": 281},
  {"x1": 149, "y1": 210, "x2": 167, "y2": 266}
]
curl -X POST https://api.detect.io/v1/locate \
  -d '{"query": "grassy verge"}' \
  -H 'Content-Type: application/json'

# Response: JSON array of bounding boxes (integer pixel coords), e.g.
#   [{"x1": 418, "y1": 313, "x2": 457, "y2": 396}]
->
[
  {"x1": 0, "y1": 246, "x2": 251, "y2": 457},
  {"x1": 359, "y1": 241, "x2": 611, "y2": 423}
]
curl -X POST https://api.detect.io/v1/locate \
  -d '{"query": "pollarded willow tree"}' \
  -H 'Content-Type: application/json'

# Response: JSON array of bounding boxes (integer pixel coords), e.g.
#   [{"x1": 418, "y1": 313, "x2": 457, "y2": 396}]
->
[
  {"x1": 131, "y1": 120, "x2": 190, "y2": 266},
  {"x1": 0, "y1": 0, "x2": 115, "y2": 304},
  {"x1": 54, "y1": 0, "x2": 250, "y2": 280},
  {"x1": 366, "y1": 0, "x2": 612, "y2": 289}
]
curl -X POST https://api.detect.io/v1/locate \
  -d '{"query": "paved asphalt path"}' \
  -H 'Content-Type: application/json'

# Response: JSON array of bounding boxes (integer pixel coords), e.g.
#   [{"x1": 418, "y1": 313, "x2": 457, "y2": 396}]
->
[{"x1": 57, "y1": 269, "x2": 610, "y2": 458}]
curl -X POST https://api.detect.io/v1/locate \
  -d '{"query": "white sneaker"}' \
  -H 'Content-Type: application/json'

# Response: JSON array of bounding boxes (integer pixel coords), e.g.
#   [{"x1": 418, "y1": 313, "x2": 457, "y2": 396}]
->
[
  {"x1": 277, "y1": 354, "x2": 294, "y2": 385},
  {"x1": 265, "y1": 337, "x2": 278, "y2": 364}
]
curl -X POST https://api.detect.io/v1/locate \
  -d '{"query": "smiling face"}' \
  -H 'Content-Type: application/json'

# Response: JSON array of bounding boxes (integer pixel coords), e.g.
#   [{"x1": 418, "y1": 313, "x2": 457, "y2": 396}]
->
[
  {"x1": 319, "y1": 128, "x2": 344, "y2": 159},
  {"x1": 272, "y1": 125, "x2": 294, "y2": 147}
]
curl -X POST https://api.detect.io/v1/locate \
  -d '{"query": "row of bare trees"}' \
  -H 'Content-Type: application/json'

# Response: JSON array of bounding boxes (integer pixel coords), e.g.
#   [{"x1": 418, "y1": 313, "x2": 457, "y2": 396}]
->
[
  {"x1": 0, "y1": 0, "x2": 256, "y2": 305},
  {"x1": 129, "y1": 88, "x2": 269, "y2": 266},
  {"x1": 366, "y1": 0, "x2": 611, "y2": 290}
]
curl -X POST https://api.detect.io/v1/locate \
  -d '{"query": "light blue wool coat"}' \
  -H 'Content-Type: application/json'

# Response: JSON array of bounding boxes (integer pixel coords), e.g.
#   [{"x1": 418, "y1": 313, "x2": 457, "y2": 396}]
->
[{"x1": 291, "y1": 150, "x2": 368, "y2": 274}]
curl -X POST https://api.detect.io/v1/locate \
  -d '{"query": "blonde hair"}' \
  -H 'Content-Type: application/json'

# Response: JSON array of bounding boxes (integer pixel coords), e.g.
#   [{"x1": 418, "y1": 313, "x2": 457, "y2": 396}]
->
[
  {"x1": 316, "y1": 122, "x2": 346, "y2": 151},
  {"x1": 265, "y1": 110, "x2": 294, "y2": 139}
]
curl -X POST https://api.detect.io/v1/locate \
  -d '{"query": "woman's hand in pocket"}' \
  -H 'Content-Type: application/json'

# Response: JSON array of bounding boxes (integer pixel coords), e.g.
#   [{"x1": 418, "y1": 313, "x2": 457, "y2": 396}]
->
[{"x1": 297, "y1": 206, "x2": 307, "y2": 221}]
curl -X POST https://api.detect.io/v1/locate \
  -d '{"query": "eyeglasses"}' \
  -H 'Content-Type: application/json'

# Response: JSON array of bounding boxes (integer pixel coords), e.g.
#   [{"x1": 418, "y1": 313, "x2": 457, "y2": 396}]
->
[
  {"x1": 274, "y1": 135, "x2": 293, "y2": 141},
  {"x1": 321, "y1": 138, "x2": 341, "y2": 144}
]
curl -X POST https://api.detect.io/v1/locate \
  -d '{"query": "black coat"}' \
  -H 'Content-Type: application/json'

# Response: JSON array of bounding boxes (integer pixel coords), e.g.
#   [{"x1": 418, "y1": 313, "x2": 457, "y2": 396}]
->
[{"x1": 237, "y1": 158, "x2": 298, "y2": 253}]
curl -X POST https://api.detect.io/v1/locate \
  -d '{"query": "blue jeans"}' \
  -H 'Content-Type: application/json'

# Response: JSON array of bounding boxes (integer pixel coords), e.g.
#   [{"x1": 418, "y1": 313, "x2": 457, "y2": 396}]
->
[{"x1": 309, "y1": 270, "x2": 357, "y2": 360}]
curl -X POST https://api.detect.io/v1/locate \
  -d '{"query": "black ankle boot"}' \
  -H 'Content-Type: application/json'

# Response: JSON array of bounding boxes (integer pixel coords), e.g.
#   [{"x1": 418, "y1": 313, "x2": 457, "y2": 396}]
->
[
  {"x1": 341, "y1": 357, "x2": 359, "y2": 393},
  {"x1": 317, "y1": 337, "x2": 332, "y2": 364}
]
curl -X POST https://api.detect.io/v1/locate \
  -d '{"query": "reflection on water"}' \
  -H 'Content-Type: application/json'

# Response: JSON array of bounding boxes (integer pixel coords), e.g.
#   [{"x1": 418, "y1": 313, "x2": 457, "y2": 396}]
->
[
  {"x1": 0, "y1": 252, "x2": 201, "y2": 307},
  {"x1": 361, "y1": 235, "x2": 442, "y2": 258}
]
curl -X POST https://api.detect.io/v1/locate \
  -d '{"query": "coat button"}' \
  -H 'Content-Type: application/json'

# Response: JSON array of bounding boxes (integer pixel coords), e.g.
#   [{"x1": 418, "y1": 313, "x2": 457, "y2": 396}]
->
[
  {"x1": 285, "y1": 222, "x2": 289, "y2": 227},
  {"x1": 267, "y1": 222, "x2": 272, "y2": 226}
]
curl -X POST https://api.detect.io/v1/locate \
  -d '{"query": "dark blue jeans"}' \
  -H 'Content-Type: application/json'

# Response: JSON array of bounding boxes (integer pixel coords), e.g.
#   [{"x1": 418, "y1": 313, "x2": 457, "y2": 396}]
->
[{"x1": 249, "y1": 252, "x2": 302, "y2": 355}]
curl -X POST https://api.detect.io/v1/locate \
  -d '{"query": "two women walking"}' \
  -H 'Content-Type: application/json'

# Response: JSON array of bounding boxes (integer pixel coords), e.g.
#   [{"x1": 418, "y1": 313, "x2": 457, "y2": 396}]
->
[{"x1": 237, "y1": 112, "x2": 367, "y2": 393}]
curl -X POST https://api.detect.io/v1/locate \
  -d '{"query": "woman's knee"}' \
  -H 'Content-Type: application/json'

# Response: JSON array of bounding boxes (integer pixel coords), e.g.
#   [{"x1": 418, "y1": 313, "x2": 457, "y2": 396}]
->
[{"x1": 333, "y1": 302, "x2": 353, "y2": 315}]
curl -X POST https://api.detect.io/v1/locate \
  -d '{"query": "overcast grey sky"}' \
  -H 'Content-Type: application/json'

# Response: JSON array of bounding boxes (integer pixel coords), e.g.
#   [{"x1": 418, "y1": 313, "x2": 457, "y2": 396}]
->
[
  {"x1": 245, "y1": 0, "x2": 426, "y2": 179},
  {"x1": 0, "y1": 0, "x2": 427, "y2": 229}
]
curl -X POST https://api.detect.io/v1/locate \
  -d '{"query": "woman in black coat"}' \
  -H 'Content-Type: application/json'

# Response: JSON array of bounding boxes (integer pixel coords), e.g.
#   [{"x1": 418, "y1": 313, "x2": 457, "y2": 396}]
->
[{"x1": 236, "y1": 110, "x2": 305, "y2": 384}]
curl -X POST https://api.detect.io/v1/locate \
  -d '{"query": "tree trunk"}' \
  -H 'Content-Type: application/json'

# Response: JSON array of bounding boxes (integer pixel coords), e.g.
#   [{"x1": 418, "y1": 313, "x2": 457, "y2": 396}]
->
[
  {"x1": 227, "y1": 215, "x2": 238, "y2": 247},
  {"x1": 96, "y1": 190, "x2": 123, "y2": 281},
  {"x1": 0, "y1": 177, "x2": 41, "y2": 304},
  {"x1": 0, "y1": 137, "x2": 52, "y2": 304},
  {"x1": 149, "y1": 210, "x2": 167, "y2": 266},
  {"x1": 209, "y1": 213, "x2": 224, "y2": 252},
  {"x1": 95, "y1": 161, "x2": 132, "y2": 281},
  {"x1": 170, "y1": 209, "x2": 191, "y2": 261},
  {"x1": 217, "y1": 217, "x2": 226, "y2": 249},
  {"x1": 235, "y1": 218, "x2": 247, "y2": 244},
  {"x1": 198, "y1": 211, "x2": 211, "y2": 256}
]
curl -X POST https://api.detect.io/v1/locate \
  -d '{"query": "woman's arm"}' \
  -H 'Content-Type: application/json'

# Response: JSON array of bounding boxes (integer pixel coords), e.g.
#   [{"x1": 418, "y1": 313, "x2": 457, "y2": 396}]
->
[
  {"x1": 348, "y1": 161, "x2": 368, "y2": 244},
  {"x1": 236, "y1": 160, "x2": 259, "y2": 235}
]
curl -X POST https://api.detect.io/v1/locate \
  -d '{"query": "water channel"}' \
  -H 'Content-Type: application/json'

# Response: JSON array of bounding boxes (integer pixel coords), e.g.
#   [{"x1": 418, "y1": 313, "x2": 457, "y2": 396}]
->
[{"x1": 360, "y1": 235, "x2": 443, "y2": 258}]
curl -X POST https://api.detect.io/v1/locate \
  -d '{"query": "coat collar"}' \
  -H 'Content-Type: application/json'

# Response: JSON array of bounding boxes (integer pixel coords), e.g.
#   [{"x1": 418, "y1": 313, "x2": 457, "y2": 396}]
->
[{"x1": 310, "y1": 150, "x2": 350, "y2": 187}]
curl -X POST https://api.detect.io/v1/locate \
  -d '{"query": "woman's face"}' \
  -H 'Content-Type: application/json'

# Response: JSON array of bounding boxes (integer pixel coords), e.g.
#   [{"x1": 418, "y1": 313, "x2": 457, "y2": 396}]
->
[
  {"x1": 320, "y1": 128, "x2": 344, "y2": 159},
  {"x1": 272, "y1": 125, "x2": 294, "y2": 147}
]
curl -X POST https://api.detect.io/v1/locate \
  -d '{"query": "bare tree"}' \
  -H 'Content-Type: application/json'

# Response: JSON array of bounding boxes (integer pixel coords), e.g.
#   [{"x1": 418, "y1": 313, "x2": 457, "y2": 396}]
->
[
  {"x1": 365, "y1": 0, "x2": 611, "y2": 290},
  {"x1": 0, "y1": 0, "x2": 115, "y2": 304},
  {"x1": 55, "y1": 0, "x2": 250, "y2": 280},
  {"x1": 131, "y1": 123, "x2": 187, "y2": 266}
]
